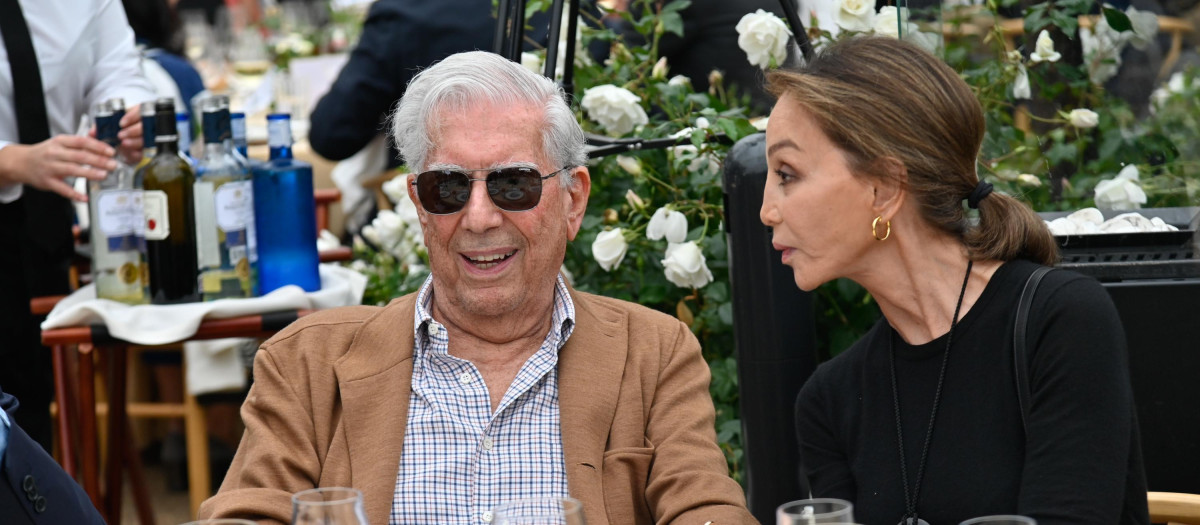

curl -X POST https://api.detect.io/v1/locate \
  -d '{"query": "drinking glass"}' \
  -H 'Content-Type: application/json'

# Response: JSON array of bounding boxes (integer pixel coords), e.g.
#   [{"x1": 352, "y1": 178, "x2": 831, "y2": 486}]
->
[
  {"x1": 180, "y1": 521, "x2": 257, "y2": 525},
  {"x1": 291, "y1": 487, "x2": 367, "y2": 525},
  {"x1": 776, "y1": 498, "x2": 855, "y2": 524},
  {"x1": 959, "y1": 516, "x2": 1037, "y2": 525},
  {"x1": 492, "y1": 497, "x2": 586, "y2": 525}
]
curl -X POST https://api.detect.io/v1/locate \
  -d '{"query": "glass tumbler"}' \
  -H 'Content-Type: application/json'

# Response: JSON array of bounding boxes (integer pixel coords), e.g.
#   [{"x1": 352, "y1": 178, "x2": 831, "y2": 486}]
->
[
  {"x1": 959, "y1": 516, "x2": 1037, "y2": 525},
  {"x1": 776, "y1": 498, "x2": 856, "y2": 524},
  {"x1": 291, "y1": 487, "x2": 367, "y2": 525},
  {"x1": 492, "y1": 497, "x2": 586, "y2": 525}
]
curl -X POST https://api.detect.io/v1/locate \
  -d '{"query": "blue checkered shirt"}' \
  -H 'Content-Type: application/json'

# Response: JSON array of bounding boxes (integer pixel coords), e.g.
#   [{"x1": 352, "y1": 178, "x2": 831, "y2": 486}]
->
[{"x1": 389, "y1": 275, "x2": 575, "y2": 524}]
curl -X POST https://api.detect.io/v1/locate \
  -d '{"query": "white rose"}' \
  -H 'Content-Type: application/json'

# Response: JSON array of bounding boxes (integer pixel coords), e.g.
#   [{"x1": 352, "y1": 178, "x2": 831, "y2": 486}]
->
[
  {"x1": 1081, "y1": 22, "x2": 1124, "y2": 85},
  {"x1": 592, "y1": 228, "x2": 628, "y2": 271},
  {"x1": 581, "y1": 84, "x2": 649, "y2": 136},
  {"x1": 1030, "y1": 30, "x2": 1062, "y2": 63},
  {"x1": 668, "y1": 75, "x2": 691, "y2": 87},
  {"x1": 1016, "y1": 173, "x2": 1042, "y2": 187},
  {"x1": 1168, "y1": 71, "x2": 1186, "y2": 93},
  {"x1": 662, "y1": 241, "x2": 714, "y2": 289},
  {"x1": 616, "y1": 155, "x2": 642, "y2": 176},
  {"x1": 521, "y1": 52, "x2": 543, "y2": 74},
  {"x1": 735, "y1": 9, "x2": 792, "y2": 69},
  {"x1": 371, "y1": 210, "x2": 405, "y2": 247},
  {"x1": 695, "y1": 117, "x2": 710, "y2": 129},
  {"x1": 835, "y1": 0, "x2": 875, "y2": 32},
  {"x1": 1126, "y1": 6, "x2": 1158, "y2": 51},
  {"x1": 751, "y1": 117, "x2": 769, "y2": 131},
  {"x1": 1094, "y1": 165, "x2": 1147, "y2": 210},
  {"x1": 1067, "y1": 108, "x2": 1099, "y2": 128},
  {"x1": 647, "y1": 206, "x2": 688, "y2": 244},
  {"x1": 1013, "y1": 64, "x2": 1031, "y2": 100},
  {"x1": 873, "y1": 6, "x2": 901, "y2": 38},
  {"x1": 624, "y1": 189, "x2": 646, "y2": 211},
  {"x1": 672, "y1": 145, "x2": 721, "y2": 174},
  {"x1": 651, "y1": 57, "x2": 669, "y2": 80},
  {"x1": 316, "y1": 229, "x2": 341, "y2": 252},
  {"x1": 382, "y1": 174, "x2": 409, "y2": 205}
]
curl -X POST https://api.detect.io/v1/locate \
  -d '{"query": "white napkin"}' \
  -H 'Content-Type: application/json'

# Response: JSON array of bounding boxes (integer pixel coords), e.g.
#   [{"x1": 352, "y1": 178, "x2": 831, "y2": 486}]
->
[
  {"x1": 42, "y1": 264, "x2": 368, "y2": 346},
  {"x1": 184, "y1": 338, "x2": 253, "y2": 396}
]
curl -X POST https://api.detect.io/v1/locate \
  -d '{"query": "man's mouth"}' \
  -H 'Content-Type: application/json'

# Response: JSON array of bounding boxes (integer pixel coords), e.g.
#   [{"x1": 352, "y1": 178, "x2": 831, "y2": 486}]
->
[{"x1": 464, "y1": 250, "x2": 516, "y2": 270}]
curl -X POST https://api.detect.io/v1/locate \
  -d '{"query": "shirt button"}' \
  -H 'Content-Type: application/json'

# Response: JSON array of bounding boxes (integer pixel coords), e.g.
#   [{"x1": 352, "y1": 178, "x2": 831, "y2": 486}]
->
[
  {"x1": 481, "y1": 510, "x2": 493, "y2": 522},
  {"x1": 459, "y1": 372, "x2": 473, "y2": 385},
  {"x1": 426, "y1": 323, "x2": 441, "y2": 336},
  {"x1": 482, "y1": 437, "x2": 494, "y2": 451}
]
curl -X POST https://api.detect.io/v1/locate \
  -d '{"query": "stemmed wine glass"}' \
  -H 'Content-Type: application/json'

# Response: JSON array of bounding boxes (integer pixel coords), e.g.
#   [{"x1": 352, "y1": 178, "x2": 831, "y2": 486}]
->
[
  {"x1": 492, "y1": 497, "x2": 587, "y2": 525},
  {"x1": 291, "y1": 487, "x2": 368, "y2": 525},
  {"x1": 776, "y1": 498, "x2": 856, "y2": 524}
]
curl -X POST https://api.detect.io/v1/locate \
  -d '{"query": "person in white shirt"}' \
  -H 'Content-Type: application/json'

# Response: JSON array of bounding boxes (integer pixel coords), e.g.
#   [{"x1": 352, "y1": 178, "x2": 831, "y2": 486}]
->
[{"x1": 0, "y1": 0, "x2": 155, "y2": 450}]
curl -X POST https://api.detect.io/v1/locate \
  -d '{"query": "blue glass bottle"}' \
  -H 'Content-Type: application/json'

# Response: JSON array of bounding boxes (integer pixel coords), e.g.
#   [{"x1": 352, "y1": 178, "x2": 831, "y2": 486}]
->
[{"x1": 252, "y1": 113, "x2": 320, "y2": 293}]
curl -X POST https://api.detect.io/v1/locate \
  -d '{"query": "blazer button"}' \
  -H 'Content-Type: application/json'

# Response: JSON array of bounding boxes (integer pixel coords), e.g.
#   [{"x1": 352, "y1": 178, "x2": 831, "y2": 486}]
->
[
  {"x1": 34, "y1": 495, "x2": 47, "y2": 513},
  {"x1": 22, "y1": 475, "x2": 35, "y2": 493}
]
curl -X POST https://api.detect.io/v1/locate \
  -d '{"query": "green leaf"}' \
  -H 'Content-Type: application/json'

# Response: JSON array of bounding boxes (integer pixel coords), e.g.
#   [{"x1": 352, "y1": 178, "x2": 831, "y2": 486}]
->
[
  {"x1": 718, "y1": 302, "x2": 734, "y2": 325},
  {"x1": 691, "y1": 128, "x2": 708, "y2": 148},
  {"x1": 1102, "y1": 6, "x2": 1133, "y2": 32},
  {"x1": 661, "y1": 12, "x2": 685, "y2": 38}
]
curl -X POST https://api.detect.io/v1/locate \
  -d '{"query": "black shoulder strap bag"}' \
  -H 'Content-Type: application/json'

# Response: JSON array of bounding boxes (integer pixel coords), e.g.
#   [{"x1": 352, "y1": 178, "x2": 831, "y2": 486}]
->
[{"x1": 1012, "y1": 265, "x2": 1151, "y2": 525}]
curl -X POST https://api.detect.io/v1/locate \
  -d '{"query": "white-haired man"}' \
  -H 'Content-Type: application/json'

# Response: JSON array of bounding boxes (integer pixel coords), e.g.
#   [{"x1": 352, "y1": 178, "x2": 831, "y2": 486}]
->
[{"x1": 200, "y1": 51, "x2": 753, "y2": 524}]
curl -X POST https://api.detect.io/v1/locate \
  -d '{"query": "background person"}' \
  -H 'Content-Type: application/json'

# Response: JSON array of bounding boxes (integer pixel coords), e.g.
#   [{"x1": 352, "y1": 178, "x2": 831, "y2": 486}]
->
[
  {"x1": 759, "y1": 36, "x2": 1149, "y2": 524},
  {"x1": 0, "y1": 0, "x2": 154, "y2": 450}
]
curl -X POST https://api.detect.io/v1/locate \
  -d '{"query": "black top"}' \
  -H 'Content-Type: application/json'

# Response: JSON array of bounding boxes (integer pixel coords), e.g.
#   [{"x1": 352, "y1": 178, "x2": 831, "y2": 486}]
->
[{"x1": 796, "y1": 259, "x2": 1150, "y2": 525}]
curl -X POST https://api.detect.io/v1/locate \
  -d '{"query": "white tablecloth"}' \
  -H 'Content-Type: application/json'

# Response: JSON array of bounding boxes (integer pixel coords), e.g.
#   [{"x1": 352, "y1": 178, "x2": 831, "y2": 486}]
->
[{"x1": 42, "y1": 263, "x2": 367, "y2": 395}]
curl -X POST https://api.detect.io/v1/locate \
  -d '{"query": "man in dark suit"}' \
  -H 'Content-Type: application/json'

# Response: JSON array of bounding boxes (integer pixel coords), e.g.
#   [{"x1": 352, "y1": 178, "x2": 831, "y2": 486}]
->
[{"x1": 0, "y1": 386, "x2": 104, "y2": 524}]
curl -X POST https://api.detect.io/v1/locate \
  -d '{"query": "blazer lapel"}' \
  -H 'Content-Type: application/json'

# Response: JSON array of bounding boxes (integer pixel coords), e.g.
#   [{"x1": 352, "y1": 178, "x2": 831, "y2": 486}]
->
[
  {"x1": 559, "y1": 290, "x2": 629, "y2": 522},
  {"x1": 334, "y1": 295, "x2": 417, "y2": 525}
]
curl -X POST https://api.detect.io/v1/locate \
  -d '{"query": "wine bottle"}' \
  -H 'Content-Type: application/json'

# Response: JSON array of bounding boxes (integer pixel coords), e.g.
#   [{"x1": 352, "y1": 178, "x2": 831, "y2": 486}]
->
[
  {"x1": 89, "y1": 98, "x2": 148, "y2": 304},
  {"x1": 194, "y1": 96, "x2": 254, "y2": 300},
  {"x1": 142, "y1": 98, "x2": 200, "y2": 304},
  {"x1": 253, "y1": 113, "x2": 320, "y2": 293}
]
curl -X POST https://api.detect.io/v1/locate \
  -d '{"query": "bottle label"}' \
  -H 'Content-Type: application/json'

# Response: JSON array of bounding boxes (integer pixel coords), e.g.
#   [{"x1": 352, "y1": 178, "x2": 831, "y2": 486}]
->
[
  {"x1": 143, "y1": 190, "x2": 170, "y2": 241},
  {"x1": 96, "y1": 190, "x2": 143, "y2": 251},
  {"x1": 214, "y1": 181, "x2": 252, "y2": 236},
  {"x1": 267, "y1": 118, "x2": 292, "y2": 148},
  {"x1": 194, "y1": 181, "x2": 220, "y2": 268}
]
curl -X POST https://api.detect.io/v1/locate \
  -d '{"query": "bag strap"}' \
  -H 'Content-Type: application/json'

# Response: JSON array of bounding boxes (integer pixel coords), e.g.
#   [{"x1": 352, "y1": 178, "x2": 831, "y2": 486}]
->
[{"x1": 1014, "y1": 266, "x2": 1053, "y2": 438}]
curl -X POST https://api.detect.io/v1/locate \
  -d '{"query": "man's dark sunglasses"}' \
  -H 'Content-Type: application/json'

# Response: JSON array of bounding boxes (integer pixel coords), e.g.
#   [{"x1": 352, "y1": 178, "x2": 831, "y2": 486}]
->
[{"x1": 411, "y1": 166, "x2": 573, "y2": 215}]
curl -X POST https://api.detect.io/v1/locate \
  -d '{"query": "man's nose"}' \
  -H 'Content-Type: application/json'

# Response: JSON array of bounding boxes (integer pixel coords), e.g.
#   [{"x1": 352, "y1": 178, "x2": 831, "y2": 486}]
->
[{"x1": 459, "y1": 179, "x2": 504, "y2": 232}]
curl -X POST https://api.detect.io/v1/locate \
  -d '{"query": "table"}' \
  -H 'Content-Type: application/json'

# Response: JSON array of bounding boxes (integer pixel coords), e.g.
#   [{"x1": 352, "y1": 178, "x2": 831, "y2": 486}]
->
[{"x1": 42, "y1": 309, "x2": 316, "y2": 524}]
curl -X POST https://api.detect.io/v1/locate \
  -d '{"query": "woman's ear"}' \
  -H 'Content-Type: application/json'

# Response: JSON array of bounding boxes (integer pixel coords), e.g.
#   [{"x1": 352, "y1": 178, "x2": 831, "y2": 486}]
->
[{"x1": 871, "y1": 157, "x2": 907, "y2": 221}]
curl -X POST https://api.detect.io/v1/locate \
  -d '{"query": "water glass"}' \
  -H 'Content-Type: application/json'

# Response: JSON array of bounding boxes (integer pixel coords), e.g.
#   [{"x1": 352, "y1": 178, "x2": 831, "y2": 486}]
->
[
  {"x1": 492, "y1": 497, "x2": 586, "y2": 525},
  {"x1": 180, "y1": 521, "x2": 257, "y2": 525},
  {"x1": 291, "y1": 487, "x2": 367, "y2": 525},
  {"x1": 776, "y1": 498, "x2": 855, "y2": 524},
  {"x1": 959, "y1": 516, "x2": 1037, "y2": 525}
]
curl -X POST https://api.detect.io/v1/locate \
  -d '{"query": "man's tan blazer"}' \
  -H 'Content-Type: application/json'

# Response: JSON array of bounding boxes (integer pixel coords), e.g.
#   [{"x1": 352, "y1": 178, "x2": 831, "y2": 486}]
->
[{"x1": 199, "y1": 288, "x2": 755, "y2": 524}]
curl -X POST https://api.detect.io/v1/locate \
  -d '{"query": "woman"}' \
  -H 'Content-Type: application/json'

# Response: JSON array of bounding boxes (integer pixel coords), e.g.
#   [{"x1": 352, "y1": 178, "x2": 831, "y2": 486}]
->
[{"x1": 759, "y1": 37, "x2": 1149, "y2": 524}]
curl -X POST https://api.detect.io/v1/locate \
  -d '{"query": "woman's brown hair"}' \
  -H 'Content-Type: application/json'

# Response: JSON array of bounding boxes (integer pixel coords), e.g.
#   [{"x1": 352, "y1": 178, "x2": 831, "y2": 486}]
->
[{"x1": 765, "y1": 36, "x2": 1058, "y2": 266}]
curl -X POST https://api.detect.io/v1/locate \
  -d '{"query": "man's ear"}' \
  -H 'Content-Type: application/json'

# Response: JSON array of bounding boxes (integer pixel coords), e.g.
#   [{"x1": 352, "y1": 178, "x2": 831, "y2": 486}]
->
[
  {"x1": 406, "y1": 172, "x2": 429, "y2": 227},
  {"x1": 565, "y1": 167, "x2": 591, "y2": 241},
  {"x1": 871, "y1": 157, "x2": 907, "y2": 222}
]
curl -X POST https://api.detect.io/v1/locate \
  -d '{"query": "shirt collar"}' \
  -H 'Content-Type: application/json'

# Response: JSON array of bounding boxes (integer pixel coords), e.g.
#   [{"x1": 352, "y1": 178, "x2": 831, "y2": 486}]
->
[{"x1": 412, "y1": 274, "x2": 576, "y2": 355}]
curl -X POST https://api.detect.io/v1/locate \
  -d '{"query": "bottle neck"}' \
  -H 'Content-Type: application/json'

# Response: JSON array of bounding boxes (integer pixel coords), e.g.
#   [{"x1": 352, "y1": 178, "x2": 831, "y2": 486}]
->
[
  {"x1": 269, "y1": 145, "x2": 293, "y2": 160},
  {"x1": 156, "y1": 137, "x2": 180, "y2": 155}
]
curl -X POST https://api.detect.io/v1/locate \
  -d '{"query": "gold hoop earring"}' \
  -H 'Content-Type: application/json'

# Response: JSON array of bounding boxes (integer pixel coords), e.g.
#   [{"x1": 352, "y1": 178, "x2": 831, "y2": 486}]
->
[{"x1": 872, "y1": 216, "x2": 891, "y2": 241}]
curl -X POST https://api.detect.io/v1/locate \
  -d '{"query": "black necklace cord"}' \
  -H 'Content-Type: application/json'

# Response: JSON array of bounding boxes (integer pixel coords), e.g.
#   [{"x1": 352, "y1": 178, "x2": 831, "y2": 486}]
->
[{"x1": 889, "y1": 259, "x2": 975, "y2": 525}]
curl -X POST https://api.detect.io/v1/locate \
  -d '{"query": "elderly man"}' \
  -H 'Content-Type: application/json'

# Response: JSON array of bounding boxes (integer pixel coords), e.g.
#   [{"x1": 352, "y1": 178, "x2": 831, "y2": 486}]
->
[{"x1": 199, "y1": 51, "x2": 753, "y2": 524}]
